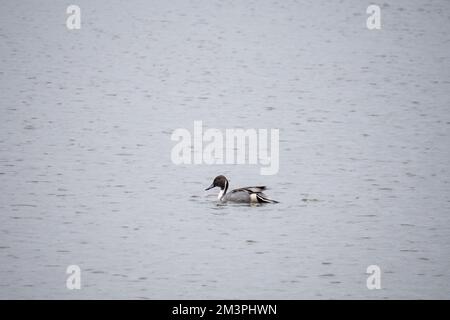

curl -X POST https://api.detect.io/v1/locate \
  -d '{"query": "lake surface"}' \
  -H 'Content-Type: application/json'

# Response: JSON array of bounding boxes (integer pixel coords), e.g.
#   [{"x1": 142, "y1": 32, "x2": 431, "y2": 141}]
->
[{"x1": 0, "y1": 0, "x2": 449, "y2": 299}]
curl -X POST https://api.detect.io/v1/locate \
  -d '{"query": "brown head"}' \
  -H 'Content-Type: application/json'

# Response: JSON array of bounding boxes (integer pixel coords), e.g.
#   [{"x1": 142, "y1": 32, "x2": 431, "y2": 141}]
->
[{"x1": 205, "y1": 175, "x2": 228, "y2": 191}]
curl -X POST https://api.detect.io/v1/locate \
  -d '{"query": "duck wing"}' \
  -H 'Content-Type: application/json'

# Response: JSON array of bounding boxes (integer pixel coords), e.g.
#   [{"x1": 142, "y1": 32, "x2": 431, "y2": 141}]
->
[
  {"x1": 226, "y1": 187, "x2": 278, "y2": 203},
  {"x1": 229, "y1": 187, "x2": 278, "y2": 203},
  {"x1": 232, "y1": 186, "x2": 267, "y2": 193}
]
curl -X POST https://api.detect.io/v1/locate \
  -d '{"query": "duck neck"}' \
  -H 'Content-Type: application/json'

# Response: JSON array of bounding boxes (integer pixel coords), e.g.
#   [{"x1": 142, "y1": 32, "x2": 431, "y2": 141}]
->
[{"x1": 218, "y1": 180, "x2": 228, "y2": 200}]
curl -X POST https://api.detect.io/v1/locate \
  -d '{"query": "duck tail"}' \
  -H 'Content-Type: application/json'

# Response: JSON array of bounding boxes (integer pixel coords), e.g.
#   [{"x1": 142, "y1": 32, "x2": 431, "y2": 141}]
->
[{"x1": 256, "y1": 194, "x2": 279, "y2": 204}]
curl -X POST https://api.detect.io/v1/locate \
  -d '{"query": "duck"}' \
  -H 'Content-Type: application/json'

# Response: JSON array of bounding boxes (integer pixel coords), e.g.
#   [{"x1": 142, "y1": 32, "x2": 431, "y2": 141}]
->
[{"x1": 205, "y1": 175, "x2": 279, "y2": 204}]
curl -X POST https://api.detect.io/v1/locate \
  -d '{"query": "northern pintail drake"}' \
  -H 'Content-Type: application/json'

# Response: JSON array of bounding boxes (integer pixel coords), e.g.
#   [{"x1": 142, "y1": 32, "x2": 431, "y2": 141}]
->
[{"x1": 205, "y1": 175, "x2": 279, "y2": 204}]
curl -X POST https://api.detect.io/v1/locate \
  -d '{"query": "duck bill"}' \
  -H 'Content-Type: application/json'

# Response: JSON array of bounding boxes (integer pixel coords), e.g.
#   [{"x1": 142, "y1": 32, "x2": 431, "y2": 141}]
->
[{"x1": 205, "y1": 183, "x2": 215, "y2": 191}]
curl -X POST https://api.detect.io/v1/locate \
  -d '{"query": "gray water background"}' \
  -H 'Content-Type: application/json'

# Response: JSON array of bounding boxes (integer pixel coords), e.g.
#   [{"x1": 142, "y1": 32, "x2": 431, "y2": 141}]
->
[{"x1": 0, "y1": 0, "x2": 449, "y2": 299}]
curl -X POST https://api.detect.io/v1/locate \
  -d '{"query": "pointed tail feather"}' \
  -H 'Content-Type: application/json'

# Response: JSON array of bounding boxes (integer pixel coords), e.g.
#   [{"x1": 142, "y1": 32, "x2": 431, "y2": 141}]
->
[{"x1": 256, "y1": 194, "x2": 279, "y2": 203}]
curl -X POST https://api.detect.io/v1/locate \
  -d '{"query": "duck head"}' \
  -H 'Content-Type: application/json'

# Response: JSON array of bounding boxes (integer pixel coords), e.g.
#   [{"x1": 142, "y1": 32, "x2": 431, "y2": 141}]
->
[{"x1": 205, "y1": 175, "x2": 228, "y2": 191}]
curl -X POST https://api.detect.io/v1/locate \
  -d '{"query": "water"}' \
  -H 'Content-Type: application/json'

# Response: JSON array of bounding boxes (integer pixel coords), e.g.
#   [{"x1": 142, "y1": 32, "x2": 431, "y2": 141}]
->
[{"x1": 1, "y1": 0, "x2": 449, "y2": 299}]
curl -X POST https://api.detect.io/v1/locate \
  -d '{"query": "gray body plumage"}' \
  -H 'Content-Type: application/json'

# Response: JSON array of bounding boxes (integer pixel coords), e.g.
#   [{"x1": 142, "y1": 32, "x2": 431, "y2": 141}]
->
[{"x1": 221, "y1": 186, "x2": 266, "y2": 203}]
